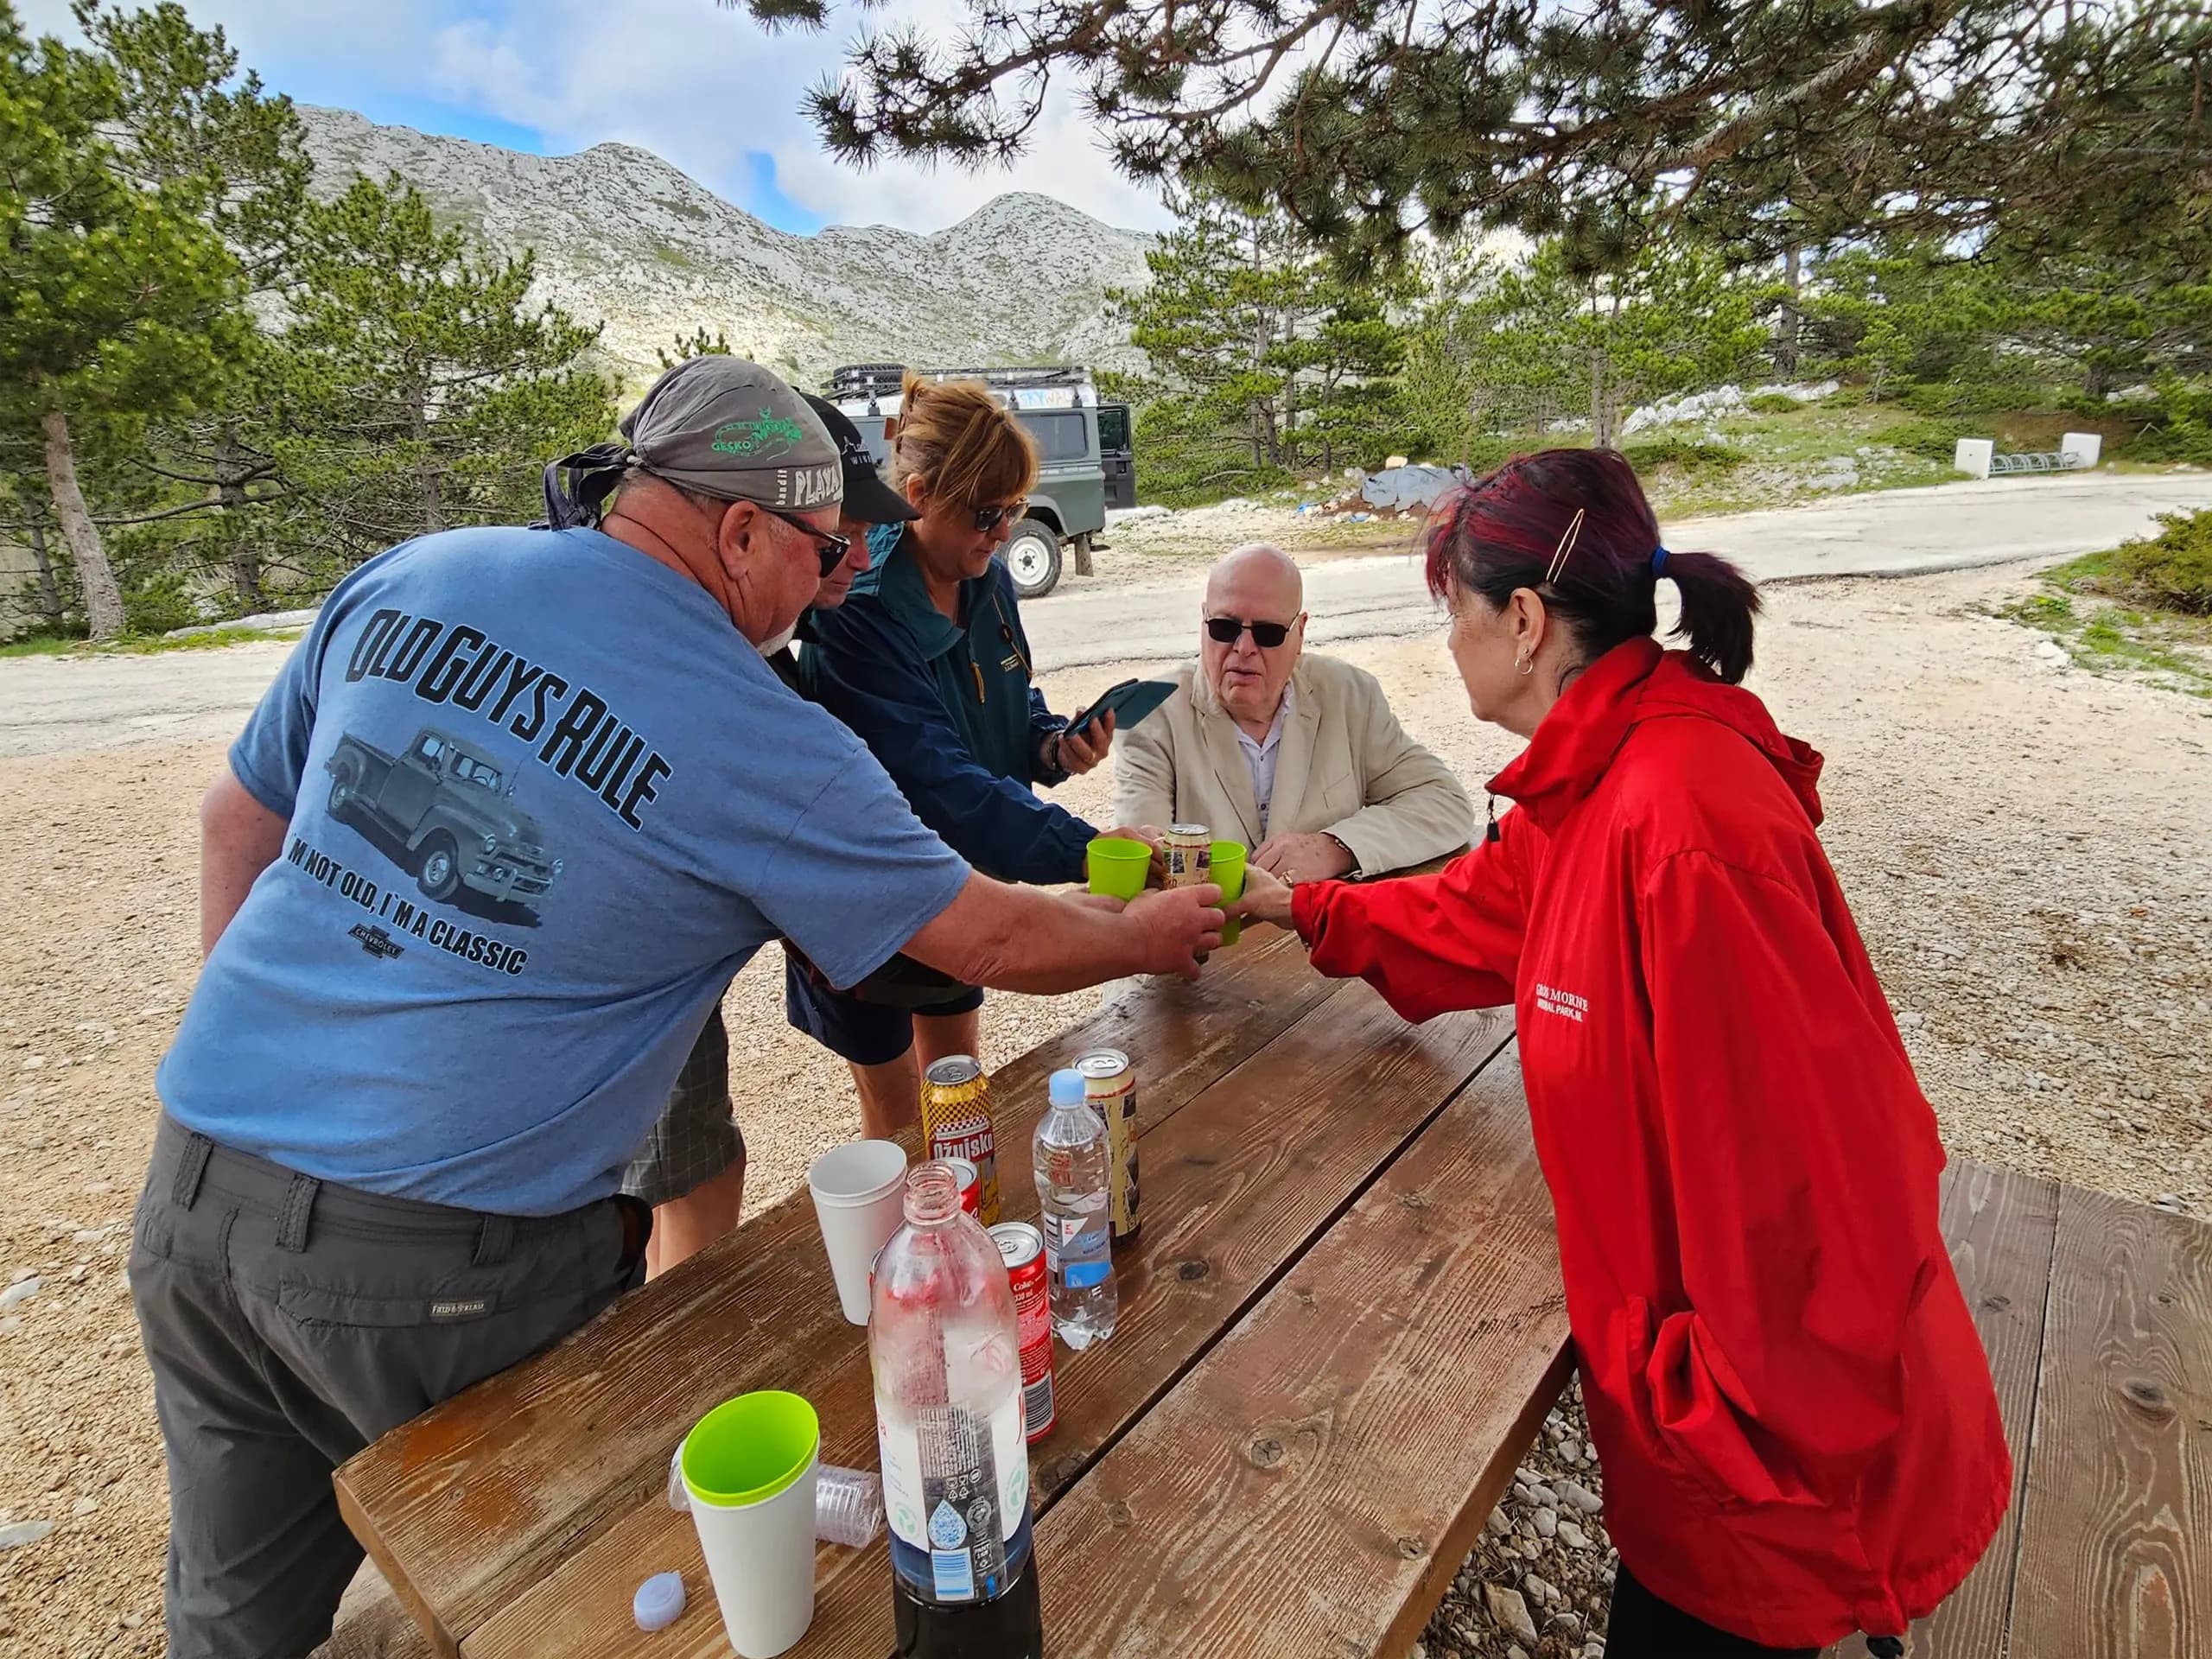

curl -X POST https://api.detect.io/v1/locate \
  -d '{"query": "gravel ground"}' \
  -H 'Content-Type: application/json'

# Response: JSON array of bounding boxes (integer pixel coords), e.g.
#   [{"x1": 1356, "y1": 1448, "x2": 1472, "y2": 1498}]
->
[{"x1": 2, "y1": 560, "x2": 2207, "y2": 1657}]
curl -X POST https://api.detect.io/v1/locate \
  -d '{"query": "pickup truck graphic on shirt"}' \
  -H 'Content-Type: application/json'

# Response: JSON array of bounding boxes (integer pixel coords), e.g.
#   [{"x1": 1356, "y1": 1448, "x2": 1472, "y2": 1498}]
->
[{"x1": 325, "y1": 727, "x2": 562, "y2": 908}]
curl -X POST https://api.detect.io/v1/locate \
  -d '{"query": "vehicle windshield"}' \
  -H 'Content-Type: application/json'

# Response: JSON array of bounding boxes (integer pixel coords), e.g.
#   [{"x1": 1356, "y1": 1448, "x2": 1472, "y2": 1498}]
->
[{"x1": 450, "y1": 754, "x2": 502, "y2": 791}]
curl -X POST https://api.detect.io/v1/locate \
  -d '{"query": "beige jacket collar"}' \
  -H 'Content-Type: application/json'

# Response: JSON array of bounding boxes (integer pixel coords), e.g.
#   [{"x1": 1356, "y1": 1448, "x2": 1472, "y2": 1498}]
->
[{"x1": 1189, "y1": 658, "x2": 1321, "y2": 843}]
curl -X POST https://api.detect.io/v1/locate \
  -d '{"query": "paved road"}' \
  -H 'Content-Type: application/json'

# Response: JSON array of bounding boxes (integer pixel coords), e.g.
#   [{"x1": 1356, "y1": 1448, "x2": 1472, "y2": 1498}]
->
[
  {"x1": 1034, "y1": 471, "x2": 2212, "y2": 670},
  {"x1": 7, "y1": 472, "x2": 2210, "y2": 758}
]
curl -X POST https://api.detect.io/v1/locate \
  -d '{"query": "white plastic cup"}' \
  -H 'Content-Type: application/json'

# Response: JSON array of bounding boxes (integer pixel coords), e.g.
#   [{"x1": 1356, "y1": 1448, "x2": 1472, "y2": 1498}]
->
[
  {"x1": 672, "y1": 1391, "x2": 820, "y2": 1658},
  {"x1": 807, "y1": 1140, "x2": 908, "y2": 1324}
]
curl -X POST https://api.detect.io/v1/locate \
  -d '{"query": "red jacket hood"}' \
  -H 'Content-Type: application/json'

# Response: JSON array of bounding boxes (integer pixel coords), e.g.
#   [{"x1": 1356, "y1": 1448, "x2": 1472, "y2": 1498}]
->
[{"x1": 1489, "y1": 637, "x2": 1827, "y2": 833}]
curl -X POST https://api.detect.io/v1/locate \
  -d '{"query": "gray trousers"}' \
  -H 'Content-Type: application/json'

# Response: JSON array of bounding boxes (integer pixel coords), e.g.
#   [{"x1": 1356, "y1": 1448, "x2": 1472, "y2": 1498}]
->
[{"x1": 130, "y1": 1116, "x2": 647, "y2": 1659}]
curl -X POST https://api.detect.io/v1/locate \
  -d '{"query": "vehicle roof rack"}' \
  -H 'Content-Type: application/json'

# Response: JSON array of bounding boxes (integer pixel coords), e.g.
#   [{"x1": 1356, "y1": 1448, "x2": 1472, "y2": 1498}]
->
[{"x1": 824, "y1": 363, "x2": 1090, "y2": 399}]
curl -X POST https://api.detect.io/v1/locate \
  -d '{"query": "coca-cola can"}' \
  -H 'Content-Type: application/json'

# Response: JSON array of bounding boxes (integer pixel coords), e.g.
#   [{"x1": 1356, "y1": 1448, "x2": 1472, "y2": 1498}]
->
[
  {"x1": 990, "y1": 1221, "x2": 1056, "y2": 1442},
  {"x1": 941, "y1": 1155, "x2": 981, "y2": 1217}
]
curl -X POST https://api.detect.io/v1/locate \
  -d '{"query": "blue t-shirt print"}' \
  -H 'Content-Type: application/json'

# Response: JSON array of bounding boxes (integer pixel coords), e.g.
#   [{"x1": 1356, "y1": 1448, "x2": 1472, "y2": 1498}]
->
[
  {"x1": 159, "y1": 525, "x2": 973, "y2": 1216},
  {"x1": 302, "y1": 597, "x2": 680, "y2": 963}
]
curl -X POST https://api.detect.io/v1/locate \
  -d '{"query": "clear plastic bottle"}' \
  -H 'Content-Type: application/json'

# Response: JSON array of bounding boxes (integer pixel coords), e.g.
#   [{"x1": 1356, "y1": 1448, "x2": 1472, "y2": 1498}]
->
[
  {"x1": 868, "y1": 1162, "x2": 1043, "y2": 1657},
  {"x1": 1032, "y1": 1067, "x2": 1118, "y2": 1349}
]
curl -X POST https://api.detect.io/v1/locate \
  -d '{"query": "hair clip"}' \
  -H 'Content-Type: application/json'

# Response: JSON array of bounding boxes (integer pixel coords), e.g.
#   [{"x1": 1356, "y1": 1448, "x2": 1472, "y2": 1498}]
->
[{"x1": 1543, "y1": 508, "x2": 1586, "y2": 586}]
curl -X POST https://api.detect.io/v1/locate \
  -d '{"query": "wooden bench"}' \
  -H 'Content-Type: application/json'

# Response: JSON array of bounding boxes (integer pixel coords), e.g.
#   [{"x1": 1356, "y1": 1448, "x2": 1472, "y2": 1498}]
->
[{"x1": 1827, "y1": 1163, "x2": 2209, "y2": 1659}]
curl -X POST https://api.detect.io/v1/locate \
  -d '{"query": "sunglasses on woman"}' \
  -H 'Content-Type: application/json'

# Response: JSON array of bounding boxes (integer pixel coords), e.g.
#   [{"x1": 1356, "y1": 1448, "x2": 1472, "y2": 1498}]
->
[
  {"x1": 1205, "y1": 615, "x2": 1294, "y2": 648},
  {"x1": 972, "y1": 499, "x2": 1027, "y2": 532}
]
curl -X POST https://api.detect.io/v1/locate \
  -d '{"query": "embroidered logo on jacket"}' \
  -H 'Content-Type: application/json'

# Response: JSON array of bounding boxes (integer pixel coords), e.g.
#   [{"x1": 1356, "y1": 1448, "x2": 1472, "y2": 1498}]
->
[{"x1": 1534, "y1": 983, "x2": 1588, "y2": 1024}]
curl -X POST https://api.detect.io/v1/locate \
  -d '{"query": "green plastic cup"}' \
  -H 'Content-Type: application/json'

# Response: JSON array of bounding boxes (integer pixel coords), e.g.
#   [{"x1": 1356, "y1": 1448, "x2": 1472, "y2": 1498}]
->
[
  {"x1": 1087, "y1": 836, "x2": 1152, "y2": 900},
  {"x1": 1209, "y1": 840, "x2": 1247, "y2": 948},
  {"x1": 681, "y1": 1389, "x2": 819, "y2": 1507}
]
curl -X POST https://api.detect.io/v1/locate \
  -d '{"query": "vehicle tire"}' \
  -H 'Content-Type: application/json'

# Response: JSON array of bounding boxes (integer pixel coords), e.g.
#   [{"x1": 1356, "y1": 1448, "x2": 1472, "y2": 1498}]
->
[
  {"x1": 1001, "y1": 518, "x2": 1063, "y2": 600},
  {"x1": 327, "y1": 766, "x2": 357, "y2": 821},
  {"x1": 416, "y1": 831, "x2": 462, "y2": 903}
]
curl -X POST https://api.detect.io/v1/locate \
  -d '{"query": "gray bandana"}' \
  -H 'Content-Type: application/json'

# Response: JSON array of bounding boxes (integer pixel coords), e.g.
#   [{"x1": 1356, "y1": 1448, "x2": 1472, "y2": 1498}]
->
[{"x1": 618, "y1": 357, "x2": 842, "y2": 512}]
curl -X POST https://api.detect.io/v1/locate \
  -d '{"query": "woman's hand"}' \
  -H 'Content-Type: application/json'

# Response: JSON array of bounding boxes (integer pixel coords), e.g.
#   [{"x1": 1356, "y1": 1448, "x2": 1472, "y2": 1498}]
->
[
  {"x1": 1233, "y1": 862, "x2": 1297, "y2": 929},
  {"x1": 1052, "y1": 710, "x2": 1116, "y2": 775}
]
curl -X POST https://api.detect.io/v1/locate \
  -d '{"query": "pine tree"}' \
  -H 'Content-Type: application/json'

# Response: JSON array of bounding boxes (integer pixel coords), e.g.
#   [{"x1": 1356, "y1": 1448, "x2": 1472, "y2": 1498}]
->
[
  {"x1": 0, "y1": 3, "x2": 251, "y2": 639},
  {"x1": 658, "y1": 326, "x2": 736, "y2": 368},
  {"x1": 1406, "y1": 238, "x2": 1773, "y2": 455},
  {"x1": 744, "y1": 0, "x2": 2203, "y2": 271},
  {"x1": 274, "y1": 175, "x2": 616, "y2": 570},
  {"x1": 78, "y1": 0, "x2": 311, "y2": 617},
  {"x1": 1109, "y1": 184, "x2": 1414, "y2": 489}
]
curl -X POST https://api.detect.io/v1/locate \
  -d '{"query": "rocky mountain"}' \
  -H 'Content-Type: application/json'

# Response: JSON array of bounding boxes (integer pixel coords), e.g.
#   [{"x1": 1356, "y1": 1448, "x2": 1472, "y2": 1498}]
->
[{"x1": 296, "y1": 105, "x2": 1153, "y2": 393}]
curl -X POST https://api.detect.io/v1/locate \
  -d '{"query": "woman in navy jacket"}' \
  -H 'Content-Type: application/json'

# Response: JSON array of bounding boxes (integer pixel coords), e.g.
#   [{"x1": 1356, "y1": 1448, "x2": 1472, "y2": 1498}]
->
[{"x1": 801, "y1": 372, "x2": 1147, "y2": 1133}]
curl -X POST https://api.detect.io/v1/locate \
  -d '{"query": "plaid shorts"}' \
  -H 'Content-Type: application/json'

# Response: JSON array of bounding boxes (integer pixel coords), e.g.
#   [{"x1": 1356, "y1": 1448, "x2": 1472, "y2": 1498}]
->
[{"x1": 621, "y1": 1008, "x2": 745, "y2": 1208}]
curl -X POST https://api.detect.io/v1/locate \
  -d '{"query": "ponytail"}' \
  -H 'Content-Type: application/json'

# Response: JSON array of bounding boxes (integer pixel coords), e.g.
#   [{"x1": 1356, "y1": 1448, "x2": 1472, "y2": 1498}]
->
[{"x1": 1661, "y1": 550, "x2": 1761, "y2": 683}]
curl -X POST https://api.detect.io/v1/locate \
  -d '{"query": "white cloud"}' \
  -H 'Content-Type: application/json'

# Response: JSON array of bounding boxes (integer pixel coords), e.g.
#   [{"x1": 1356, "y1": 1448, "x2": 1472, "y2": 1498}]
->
[
  {"x1": 17, "y1": 0, "x2": 1169, "y2": 233},
  {"x1": 427, "y1": 0, "x2": 1168, "y2": 232}
]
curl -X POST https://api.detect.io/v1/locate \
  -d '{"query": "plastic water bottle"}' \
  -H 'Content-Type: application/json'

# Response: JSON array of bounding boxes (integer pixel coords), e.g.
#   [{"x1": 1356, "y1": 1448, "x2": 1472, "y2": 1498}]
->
[
  {"x1": 868, "y1": 1162, "x2": 1042, "y2": 1656},
  {"x1": 1032, "y1": 1067, "x2": 1117, "y2": 1348}
]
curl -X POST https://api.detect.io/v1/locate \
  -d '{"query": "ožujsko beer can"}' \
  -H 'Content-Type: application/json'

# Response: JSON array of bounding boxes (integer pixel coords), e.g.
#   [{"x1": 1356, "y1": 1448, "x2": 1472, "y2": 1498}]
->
[
  {"x1": 990, "y1": 1221, "x2": 1056, "y2": 1442},
  {"x1": 1076, "y1": 1048, "x2": 1140, "y2": 1242},
  {"x1": 920, "y1": 1056, "x2": 1000, "y2": 1224},
  {"x1": 941, "y1": 1155, "x2": 981, "y2": 1217},
  {"x1": 1161, "y1": 823, "x2": 1211, "y2": 889}
]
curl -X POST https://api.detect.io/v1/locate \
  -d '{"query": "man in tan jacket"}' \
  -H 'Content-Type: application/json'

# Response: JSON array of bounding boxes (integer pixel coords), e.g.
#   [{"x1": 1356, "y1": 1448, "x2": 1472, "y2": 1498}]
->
[{"x1": 1113, "y1": 544, "x2": 1472, "y2": 882}]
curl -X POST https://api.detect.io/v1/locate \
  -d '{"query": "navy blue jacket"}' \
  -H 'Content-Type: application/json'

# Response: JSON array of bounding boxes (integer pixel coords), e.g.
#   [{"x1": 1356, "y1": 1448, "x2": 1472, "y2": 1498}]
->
[{"x1": 800, "y1": 526, "x2": 1095, "y2": 886}]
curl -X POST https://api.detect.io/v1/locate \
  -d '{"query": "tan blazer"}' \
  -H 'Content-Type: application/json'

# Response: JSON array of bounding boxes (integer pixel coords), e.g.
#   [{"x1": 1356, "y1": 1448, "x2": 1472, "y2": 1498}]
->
[{"x1": 1110, "y1": 654, "x2": 1472, "y2": 877}]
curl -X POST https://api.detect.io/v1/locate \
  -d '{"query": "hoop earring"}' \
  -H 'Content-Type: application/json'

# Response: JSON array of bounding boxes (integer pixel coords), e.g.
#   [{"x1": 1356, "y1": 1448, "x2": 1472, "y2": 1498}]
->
[{"x1": 1516, "y1": 652, "x2": 1534, "y2": 677}]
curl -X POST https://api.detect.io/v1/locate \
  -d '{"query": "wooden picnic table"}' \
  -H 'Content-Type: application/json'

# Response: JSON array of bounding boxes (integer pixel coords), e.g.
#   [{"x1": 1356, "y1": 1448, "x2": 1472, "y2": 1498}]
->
[
  {"x1": 336, "y1": 917, "x2": 2212, "y2": 1659},
  {"x1": 336, "y1": 924, "x2": 1571, "y2": 1658}
]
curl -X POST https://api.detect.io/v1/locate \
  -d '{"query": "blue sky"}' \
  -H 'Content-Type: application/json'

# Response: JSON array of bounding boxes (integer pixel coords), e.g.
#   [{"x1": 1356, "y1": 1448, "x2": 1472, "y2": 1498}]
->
[{"x1": 20, "y1": 0, "x2": 1168, "y2": 235}]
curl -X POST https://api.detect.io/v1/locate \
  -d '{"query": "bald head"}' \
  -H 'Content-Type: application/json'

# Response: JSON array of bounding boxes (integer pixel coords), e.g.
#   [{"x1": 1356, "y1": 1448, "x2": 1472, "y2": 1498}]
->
[
  {"x1": 1206, "y1": 543, "x2": 1304, "y2": 616},
  {"x1": 1201, "y1": 543, "x2": 1306, "y2": 734}
]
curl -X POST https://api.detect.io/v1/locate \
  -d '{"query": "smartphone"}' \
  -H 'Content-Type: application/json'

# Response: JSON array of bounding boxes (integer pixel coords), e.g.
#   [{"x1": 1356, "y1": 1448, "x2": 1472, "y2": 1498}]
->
[{"x1": 1066, "y1": 677, "x2": 1177, "y2": 738}]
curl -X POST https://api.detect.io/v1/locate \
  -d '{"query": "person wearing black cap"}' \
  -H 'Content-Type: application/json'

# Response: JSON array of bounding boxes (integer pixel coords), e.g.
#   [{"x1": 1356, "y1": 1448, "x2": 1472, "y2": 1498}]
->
[
  {"x1": 620, "y1": 390, "x2": 925, "y2": 1278},
  {"x1": 133, "y1": 356, "x2": 1223, "y2": 1658}
]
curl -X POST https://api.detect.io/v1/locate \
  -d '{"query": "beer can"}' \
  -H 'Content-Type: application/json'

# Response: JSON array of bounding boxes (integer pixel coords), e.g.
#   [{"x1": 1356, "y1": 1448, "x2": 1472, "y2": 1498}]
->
[
  {"x1": 1077, "y1": 1048, "x2": 1140, "y2": 1241},
  {"x1": 941, "y1": 1155, "x2": 981, "y2": 1217},
  {"x1": 991, "y1": 1221, "x2": 1056, "y2": 1442},
  {"x1": 1162, "y1": 823, "x2": 1211, "y2": 889},
  {"x1": 921, "y1": 1056, "x2": 1000, "y2": 1224}
]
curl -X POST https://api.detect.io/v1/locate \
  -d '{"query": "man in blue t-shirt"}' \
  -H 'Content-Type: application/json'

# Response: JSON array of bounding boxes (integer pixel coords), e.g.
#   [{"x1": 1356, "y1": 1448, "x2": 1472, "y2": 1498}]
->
[{"x1": 130, "y1": 357, "x2": 1222, "y2": 1659}]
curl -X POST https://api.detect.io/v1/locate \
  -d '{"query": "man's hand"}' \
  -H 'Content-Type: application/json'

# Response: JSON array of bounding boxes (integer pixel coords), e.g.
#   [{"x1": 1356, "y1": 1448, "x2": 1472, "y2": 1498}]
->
[
  {"x1": 1053, "y1": 709, "x2": 1116, "y2": 774},
  {"x1": 1100, "y1": 822, "x2": 1165, "y2": 884},
  {"x1": 1233, "y1": 863, "x2": 1297, "y2": 929},
  {"x1": 1121, "y1": 884, "x2": 1224, "y2": 979},
  {"x1": 1252, "y1": 831, "x2": 1354, "y2": 886}
]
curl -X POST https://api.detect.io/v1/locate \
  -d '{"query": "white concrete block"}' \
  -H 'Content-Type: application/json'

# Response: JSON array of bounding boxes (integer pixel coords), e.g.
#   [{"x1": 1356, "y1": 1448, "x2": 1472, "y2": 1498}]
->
[
  {"x1": 1954, "y1": 438, "x2": 1994, "y2": 480},
  {"x1": 2061, "y1": 431, "x2": 2103, "y2": 467}
]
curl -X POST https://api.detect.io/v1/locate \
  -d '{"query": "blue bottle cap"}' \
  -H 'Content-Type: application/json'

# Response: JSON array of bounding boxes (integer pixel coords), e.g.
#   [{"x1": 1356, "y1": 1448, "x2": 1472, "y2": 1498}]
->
[
  {"x1": 632, "y1": 1570, "x2": 686, "y2": 1632},
  {"x1": 1049, "y1": 1068, "x2": 1086, "y2": 1107}
]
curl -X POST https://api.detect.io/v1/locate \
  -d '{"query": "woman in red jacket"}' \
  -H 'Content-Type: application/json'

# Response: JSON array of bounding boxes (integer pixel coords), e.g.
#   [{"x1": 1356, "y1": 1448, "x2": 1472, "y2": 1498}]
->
[{"x1": 1235, "y1": 448, "x2": 2009, "y2": 1656}]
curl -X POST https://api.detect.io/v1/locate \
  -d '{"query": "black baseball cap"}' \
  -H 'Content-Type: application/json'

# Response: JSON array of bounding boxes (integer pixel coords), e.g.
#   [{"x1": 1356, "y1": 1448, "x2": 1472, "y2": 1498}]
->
[{"x1": 804, "y1": 393, "x2": 918, "y2": 526}]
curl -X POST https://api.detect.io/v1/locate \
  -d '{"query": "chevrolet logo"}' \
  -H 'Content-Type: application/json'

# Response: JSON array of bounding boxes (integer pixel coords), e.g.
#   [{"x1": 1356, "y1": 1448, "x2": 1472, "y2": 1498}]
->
[{"x1": 349, "y1": 923, "x2": 405, "y2": 961}]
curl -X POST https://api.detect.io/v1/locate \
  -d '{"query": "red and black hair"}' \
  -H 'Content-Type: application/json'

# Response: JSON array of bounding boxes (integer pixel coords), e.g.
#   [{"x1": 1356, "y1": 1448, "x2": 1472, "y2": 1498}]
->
[{"x1": 1422, "y1": 447, "x2": 1761, "y2": 683}]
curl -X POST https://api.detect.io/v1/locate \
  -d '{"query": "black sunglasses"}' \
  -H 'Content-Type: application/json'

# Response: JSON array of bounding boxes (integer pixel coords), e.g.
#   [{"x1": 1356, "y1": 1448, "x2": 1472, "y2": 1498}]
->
[
  {"x1": 972, "y1": 499, "x2": 1027, "y2": 532},
  {"x1": 762, "y1": 507, "x2": 853, "y2": 578},
  {"x1": 1206, "y1": 615, "x2": 1294, "y2": 648}
]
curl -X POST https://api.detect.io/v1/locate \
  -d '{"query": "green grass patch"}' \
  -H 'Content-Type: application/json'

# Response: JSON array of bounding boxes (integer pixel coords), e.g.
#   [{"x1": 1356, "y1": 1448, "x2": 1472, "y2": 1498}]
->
[
  {"x1": 0, "y1": 624, "x2": 302, "y2": 659},
  {"x1": 1621, "y1": 435, "x2": 1745, "y2": 475},
  {"x1": 2002, "y1": 545, "x2": 2212, "y2": 701}
]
